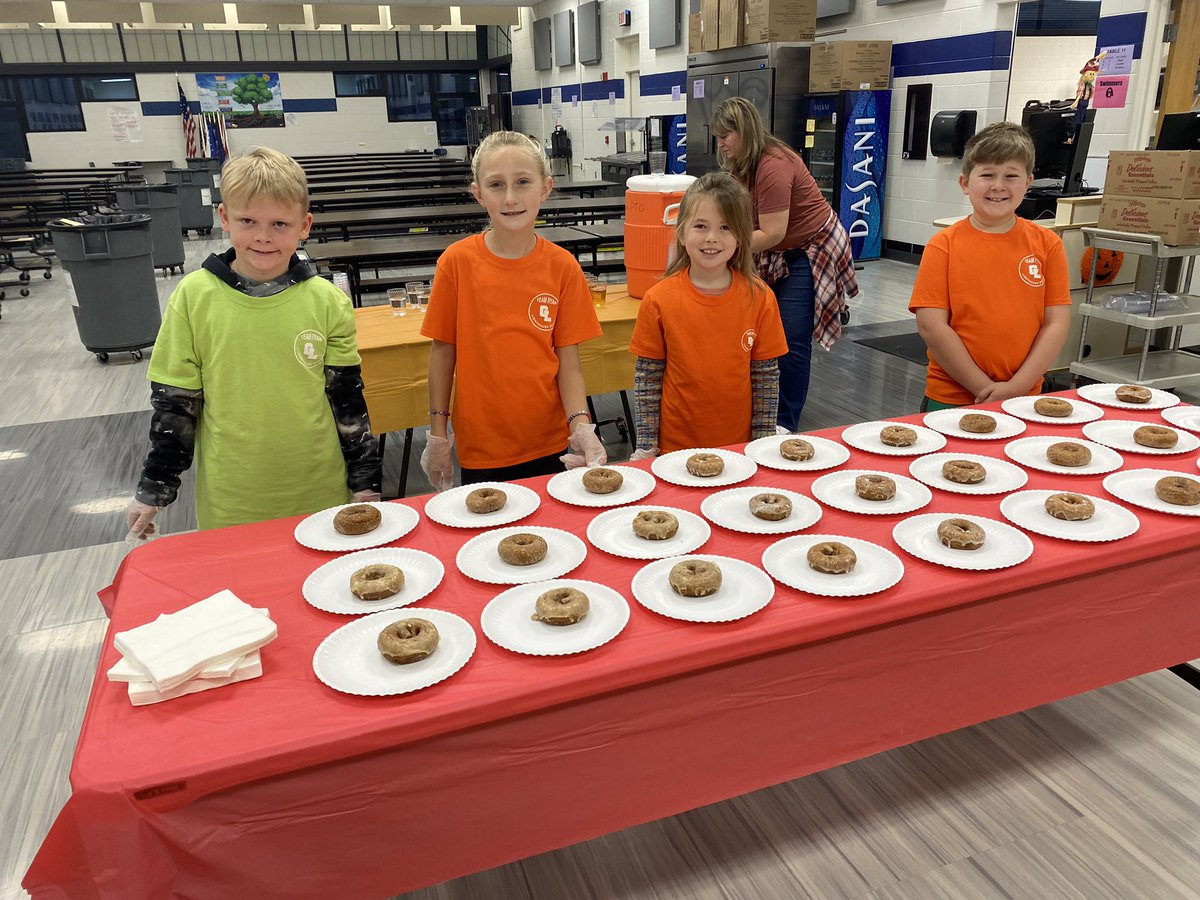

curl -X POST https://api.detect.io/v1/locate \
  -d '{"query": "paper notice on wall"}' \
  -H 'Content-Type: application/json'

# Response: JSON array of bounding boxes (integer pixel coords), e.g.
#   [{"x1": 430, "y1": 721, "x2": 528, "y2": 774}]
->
[
  {"x1": 109, "y1": 106, "x2": 142, "y2": 143},
  {"x1": 609, "y1": 91, "x2": 616, "y2": 105},
  {"x1": 1099, "y1": 45, "x2": 1134, "y2": 76},
  {"x1": 424, "y1": 124, "x2": 436, "y2": 136},
  {"x1": 285, "y1": 113, "x2": 299, "y2": 127},
  {"x1": 671, "y1": 85, "x2": 680, "y2": 101},
  {"x1": 1093, "y1": 75, "x2": 1129, "y2": 109}
]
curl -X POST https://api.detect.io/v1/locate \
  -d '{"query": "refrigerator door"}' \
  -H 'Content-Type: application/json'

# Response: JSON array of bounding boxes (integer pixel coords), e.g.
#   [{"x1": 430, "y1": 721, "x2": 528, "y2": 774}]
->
[
  {"x1": 686, "y1": 72, "x2": 740, "y2": 175},
  {"x1": 804, "y1": 93, "x2": 839, "y2": 207},
  {"x1": 838, "y1": 90, "x2": 891, "y2": 261}
]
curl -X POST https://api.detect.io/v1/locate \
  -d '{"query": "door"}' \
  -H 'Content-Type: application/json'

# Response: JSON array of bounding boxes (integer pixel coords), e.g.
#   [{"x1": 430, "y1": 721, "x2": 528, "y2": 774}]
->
[{"x1": 686, "y1": 71, "x2": 740, "y2": 175}]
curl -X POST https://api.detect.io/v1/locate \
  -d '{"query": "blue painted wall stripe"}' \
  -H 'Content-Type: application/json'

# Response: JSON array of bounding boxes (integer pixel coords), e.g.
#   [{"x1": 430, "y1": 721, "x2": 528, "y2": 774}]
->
[
  {"x1": 143, "y1": 99, "x2": 336, "y2": 116},
  {"x1": 1095, "y1": 12, "x2": 1146, "y2": 59},
  {"x1": 142, "y1": 100, "x2": 198, "y2": 116},
  {"x1": 283, "y1": 98, "x2": 337, "y2": 113},
  {"x1": 892, "y1": 30, "x2": 1012, "y2": 79},
  {"x1": 639, "y1": 71, "x2": 687, "y2": 96},
  {"x1": 513, "y1": 80, "x2": 627, "y2": 106}
]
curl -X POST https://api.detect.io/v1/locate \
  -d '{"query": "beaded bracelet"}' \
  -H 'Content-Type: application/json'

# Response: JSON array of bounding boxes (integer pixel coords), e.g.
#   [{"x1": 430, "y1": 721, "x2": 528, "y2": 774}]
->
[
  {"x1": 428, "y1": 409, "x2": 451, "y2": 417},
  {"x1": 567, "y1": 410, "x2": 591, "y2": 426}
]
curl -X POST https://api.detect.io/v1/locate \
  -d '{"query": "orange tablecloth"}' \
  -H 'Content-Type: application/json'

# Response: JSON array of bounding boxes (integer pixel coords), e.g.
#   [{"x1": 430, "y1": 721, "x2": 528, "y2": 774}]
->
[
  {"x1": 25, "y1": 397, "x2": 1200, "y2": 898},
  {"x1": 356, "y1": 285, "x2": 638, "y2": 434}
]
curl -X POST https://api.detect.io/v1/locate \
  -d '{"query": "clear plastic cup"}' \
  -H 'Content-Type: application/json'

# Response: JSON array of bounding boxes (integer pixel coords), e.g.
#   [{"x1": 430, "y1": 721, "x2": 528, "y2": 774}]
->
[
  {"x1": 405, "y1": 281, "x2": 425, "y2": 314},
  {"x1": 388, "y1": 288, "x2": 407, "y2": 316},
  {"x1": 648, "y1": 151, "x2": 667, "y2": 175},
  {"x1": 585, "y1": 275, "x2": 607, "y2": 309},
  {"x1": 415, "y1": 285, "x2": 431, "y2": 312}
]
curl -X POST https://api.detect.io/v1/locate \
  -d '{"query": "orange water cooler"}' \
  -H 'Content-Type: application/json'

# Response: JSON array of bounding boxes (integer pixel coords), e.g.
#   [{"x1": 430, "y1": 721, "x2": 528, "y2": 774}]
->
[{"x1": 623, "y1": 173, "x2": 695, "y2": 298}]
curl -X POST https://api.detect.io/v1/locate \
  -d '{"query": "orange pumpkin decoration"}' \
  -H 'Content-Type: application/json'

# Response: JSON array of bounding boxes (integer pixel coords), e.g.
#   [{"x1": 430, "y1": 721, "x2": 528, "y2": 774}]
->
[{"x1": 1081, "y1": 247, "x2": 1124, "y2": 286}]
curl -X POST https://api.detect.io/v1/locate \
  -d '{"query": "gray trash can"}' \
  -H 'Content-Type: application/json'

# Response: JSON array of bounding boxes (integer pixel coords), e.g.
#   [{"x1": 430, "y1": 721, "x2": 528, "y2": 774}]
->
[
  {"x1": 114, "y1": 183, "x2": 185, "y2": 276},
  {"x1": 187, "y1": 157, "x2": 222, "y2": 203},
  {"x1": 164, "y1": 168, "x2": 214, "y2": 236},
  {"x1": 48, "y1": 214, "x2": 161, "y2": 363}
]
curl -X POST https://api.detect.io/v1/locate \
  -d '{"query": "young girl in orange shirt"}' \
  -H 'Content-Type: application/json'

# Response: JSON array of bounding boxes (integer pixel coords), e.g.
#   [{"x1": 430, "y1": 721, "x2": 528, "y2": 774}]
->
[
  {"x1": 419, "y1": 132, "x2": 606, "y2": 489},
  {"x1": 630, "y1": 172, "x2": 788, "y2": 456}
]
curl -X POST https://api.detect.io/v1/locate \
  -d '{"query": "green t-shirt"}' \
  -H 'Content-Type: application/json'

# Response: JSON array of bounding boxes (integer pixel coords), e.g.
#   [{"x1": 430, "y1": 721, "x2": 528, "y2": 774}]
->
[{"x1": 148, "y1": 270, "x2": 361, "y2": 529}]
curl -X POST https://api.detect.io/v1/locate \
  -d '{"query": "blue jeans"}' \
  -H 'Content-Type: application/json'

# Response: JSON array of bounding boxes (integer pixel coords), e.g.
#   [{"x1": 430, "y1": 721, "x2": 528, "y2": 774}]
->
[{"x1": 774, "y1": 253, "x2": 816, "y2": 432}]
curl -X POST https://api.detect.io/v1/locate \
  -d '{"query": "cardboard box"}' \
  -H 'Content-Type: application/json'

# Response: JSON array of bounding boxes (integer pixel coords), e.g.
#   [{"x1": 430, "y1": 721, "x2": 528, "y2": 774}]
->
[
  {"x1": 701, "y1": 0, "x2": 720, "y2": 51},
  {"x1": 689, "y1": 13, "x2": 702, "y2": 53},
  {"x1": 1104, "y1": 150, "x2": 1200, "y2": 199},
  {"x1": 742, "y1": 0, "x2": 816, "y2": 46},
  {"x1": 718, "y1": 0, "x2": 741, "y2": 49},
  {"x1": 1097, "y1": 194, "x2": 1200, "y2": 246},
  {"x1": 809, "y1": 40, "x2": 893, "y2": 92}
]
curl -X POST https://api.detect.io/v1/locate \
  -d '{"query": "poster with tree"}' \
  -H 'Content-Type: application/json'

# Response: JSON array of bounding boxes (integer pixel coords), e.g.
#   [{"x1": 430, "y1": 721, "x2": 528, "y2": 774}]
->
[{"x1": 196, "y1": 73, "x2": 284, "y2": 128}]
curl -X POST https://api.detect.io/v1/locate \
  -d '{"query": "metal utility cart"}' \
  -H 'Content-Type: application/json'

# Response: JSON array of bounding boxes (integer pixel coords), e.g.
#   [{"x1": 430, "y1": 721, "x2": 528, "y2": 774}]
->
[{"x1": 1071, "y1": 228, "x2": 1200, "y2": 389}]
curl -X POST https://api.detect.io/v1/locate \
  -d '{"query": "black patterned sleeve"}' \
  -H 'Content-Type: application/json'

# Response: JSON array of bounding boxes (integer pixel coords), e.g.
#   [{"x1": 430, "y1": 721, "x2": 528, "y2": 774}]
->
[
  {"x1": 634, "y1": 356, "x2": 666, "y2": 452},
  {"x1": 325, "y1": 364, "x2": 382, "y2": 494},
  {"x1": 135, "y1": 382, "x2": 203, "y2": 507},
  {"x1": 750, "y1": 358, "x2": 780, "y2": 439}
]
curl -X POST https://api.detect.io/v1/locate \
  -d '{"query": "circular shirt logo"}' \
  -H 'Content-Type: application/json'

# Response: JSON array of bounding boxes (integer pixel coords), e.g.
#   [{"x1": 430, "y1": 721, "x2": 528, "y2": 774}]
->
[
  {"x1": 527, "y1": 293, "x2": 560, "y2": 332},
  {"x1": 294, "y1": 329, "x2": 327, "y2": 369},
  {"x1": 740, "y1": 329, "x2": 757, "y2": 352},
  {"x1": 1018, "y1": 254, "x2": 1045, "y2": 288}
]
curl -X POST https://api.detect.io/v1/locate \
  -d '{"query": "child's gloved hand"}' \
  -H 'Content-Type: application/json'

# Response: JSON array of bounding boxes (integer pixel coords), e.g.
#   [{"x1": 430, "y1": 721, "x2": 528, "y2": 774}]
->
[
  {"x1": 421, "y1": 433, "x2": 455, "y2": 492},
  {"x1": 352, "y1": 489, "x2": 382, "y2": 503},
  {"x1": 560, "y1": 420, "x2": 607, "y2": 469},
  {"x1": 629, "y1": 447, "x2": 659, "y2": 461},
  {"x1": 125, "y1": 499, "x2": 160, "y2": 541}
]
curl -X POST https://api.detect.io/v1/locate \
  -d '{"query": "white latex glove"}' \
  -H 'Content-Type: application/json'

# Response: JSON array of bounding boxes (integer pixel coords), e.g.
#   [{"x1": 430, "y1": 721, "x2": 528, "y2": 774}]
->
[
  {"x1": 629, "y1": 447, "x2": 659, "y2": 461},
  {"x1": 421, "y1": 433, "x2": 455, "y2": 492},
  {"x1": 560, "y1": 420, "x2": 607, "y2": 470},
  {"x1": 352, "y1": 489, "x2": 382, "y2": 503},
  {"x1": 125, "y1": 498, "x2": 161, "y2": 541}
]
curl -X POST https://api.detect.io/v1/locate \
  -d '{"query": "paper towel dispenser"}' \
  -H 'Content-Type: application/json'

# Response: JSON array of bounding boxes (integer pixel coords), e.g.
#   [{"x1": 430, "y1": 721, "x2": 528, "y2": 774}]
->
[{"x1": 930, "y1": 110, "x2": 977, "y2": 159}]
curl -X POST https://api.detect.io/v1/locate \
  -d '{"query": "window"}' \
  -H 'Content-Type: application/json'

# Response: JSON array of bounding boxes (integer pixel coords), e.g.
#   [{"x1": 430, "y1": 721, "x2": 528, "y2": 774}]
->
[
  {"x1": 379, "y1": 69, "x2": 480, "y2": 145},
  {"x1": 12, "y1": 76, "x2": 83, "y2": 132},
  {"x1": 334, "y1": 72, "x2": 384, "y2": 97},
  {"x1": 432, "y1": 71, "x2": 479, "y2": 145},
  {"x1": 79, "y1": 75, "x2": 139, "y2": 102},
  {"x1": 384, "y1": 73, "x2": 433, "y2": 121}
]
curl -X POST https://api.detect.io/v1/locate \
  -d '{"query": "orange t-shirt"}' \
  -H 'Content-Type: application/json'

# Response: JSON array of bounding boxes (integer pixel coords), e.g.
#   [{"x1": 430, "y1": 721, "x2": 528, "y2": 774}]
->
[
  {"x1": 908, "y1": 217, "x2": 1070, "y2": 405},
  {"x1": 421, "y1": 234, "x2": 602, "y2": 469},
  {"x1": 630, "y1": 270, "x2": 788, "y2": 453}
]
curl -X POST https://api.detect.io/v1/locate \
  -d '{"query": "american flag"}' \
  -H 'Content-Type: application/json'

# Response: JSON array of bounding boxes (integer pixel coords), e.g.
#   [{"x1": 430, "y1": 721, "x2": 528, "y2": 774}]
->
[{"x1": 178, "y1": 80, "x2": 196, "y2": 158}]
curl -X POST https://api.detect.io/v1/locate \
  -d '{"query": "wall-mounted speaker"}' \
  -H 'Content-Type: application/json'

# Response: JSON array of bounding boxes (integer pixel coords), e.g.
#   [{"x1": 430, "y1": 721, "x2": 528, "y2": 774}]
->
[
  {"x1": 902, "y1": 84, "x2": 931, "y2": 160},
  {"x1": 930, "y1": 110, "x2": 978, "y2": 159}
]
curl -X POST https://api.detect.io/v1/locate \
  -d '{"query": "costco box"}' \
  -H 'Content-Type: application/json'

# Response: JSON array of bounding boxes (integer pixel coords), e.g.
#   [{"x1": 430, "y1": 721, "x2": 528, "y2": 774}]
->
[
  {"x1": 689, "y1": 13, "x2": 702, "y2": 53},
  {"x1": 809, "y1": 40, "x2": 893, "y2": 92},
  {"x1": 718, "y1": 0, "x2": 741, "y2": 48},
  {"x1": 742, "y1": 0, "x2": 817, "y2": 45},
  {"x1": 701, "y1": 0, "x2": 720, "y2": 51},
  {"x1": 1098, "y1": 195, "x2": 1200, "y2": 246},
  {"x1": 1104, "y1": 150, "x2": 1200, "y2": 199}
]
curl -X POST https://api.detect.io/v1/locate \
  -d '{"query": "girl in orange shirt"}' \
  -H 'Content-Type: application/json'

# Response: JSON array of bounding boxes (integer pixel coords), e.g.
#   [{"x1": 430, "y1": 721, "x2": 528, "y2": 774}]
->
[
  {"x1": 630, "y1": 173, "x2": 788, "y2": 456},
  {"x1": 420, "y1": 132, "x2": 606, "y2": 489}
]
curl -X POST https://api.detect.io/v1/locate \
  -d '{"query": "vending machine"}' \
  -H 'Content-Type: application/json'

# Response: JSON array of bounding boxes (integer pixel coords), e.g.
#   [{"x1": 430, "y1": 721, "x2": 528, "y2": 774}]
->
[{"x1": 798, "y1": 90, "x2": 891, "y2": 260}]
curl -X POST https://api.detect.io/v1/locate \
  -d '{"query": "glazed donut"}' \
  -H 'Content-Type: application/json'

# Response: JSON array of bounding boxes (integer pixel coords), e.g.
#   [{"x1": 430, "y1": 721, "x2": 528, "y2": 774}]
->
[
  {"x1": 1034, "y1": 397, "x2": 1073, "y2": 417},
  {"x1": 806, "y1": 541, "x2": 857, "y2": 574},
  {"x1": 497, "y1": 533, "x2": 548, "y2": 566},
  {"x1": 1046, "y1": 441, "x2": 1092, "y2": 467},
  {"x1": 582, "y1": 467, "x2": 624, "y2": 494},
  {"x1": 880, "y1": 425, "x2": 918, "y2": 447},
  {"x1": 1115, "y1": 384, "x2": 1152, "y2": 404},
  {"x1": 1133, "y1": 425, "x2": 1179, "y2": 449},
  {"x1": 686, "y1": 452, "x2": 725, "y2": 477},
  {"x1": 1154, "y1": 476, "x2": 1200, "y2": 506},
  {"x1": 1044, "y1": 492, "x2": 1095, "y2": 521},
  {"x1": 531, "y1": 587, "x2": 590, "y2": 625},
  {"x1": 333, "y1": 504, "x2": 381, "y2": 535},
  {"x1": 855, "y1": 473, "x2": 896, "y2": 501},
  {"x1": 780, "y1": 438, "x2": 815, "y2": 461},
  {"x1": 749, "y1": 492, "x2": 793, "y2": 521},
  {"x1": 465, "y1": 487, "x2": 507, "y2": 514},
  {"x1": 959, "y1": 413, "x2": 997, "y2": 434},
  {"x1": 668, "y1": 560, "x2": 723, "y2": 597},
  {"x1": 632, "y1": 510, "x2": 679, "y2": 541},
  {"x1": 937, "y1": 518, "x2": 986, "y2": 551},
  {"x1": 941, "y1": 459, "x2": 987, "y2": 484},
  {"x1": 377, "y1": 618, "x2": 439, "y2": 664},
  {"x1": 349, "y1": 563, "x2": 404, "y2": 601}
]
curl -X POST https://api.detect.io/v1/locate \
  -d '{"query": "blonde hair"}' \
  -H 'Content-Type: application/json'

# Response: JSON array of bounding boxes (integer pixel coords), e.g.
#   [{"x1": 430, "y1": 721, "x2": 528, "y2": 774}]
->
[
  {"x1": 710, "y1": 97, "x2": 796, "y2": 186},
  {"x1": 961, "y1": 122, "x2": 1036, "y2": 177},
  {"x1": 471, "y1": 131, "x2": 551, "y2": 183},
  {"x1": 220, "y1": 147, "x2": 309, "y2": 212},
  {"x1": 664, "y1": 172, "x2": 759, "y2": 291}
]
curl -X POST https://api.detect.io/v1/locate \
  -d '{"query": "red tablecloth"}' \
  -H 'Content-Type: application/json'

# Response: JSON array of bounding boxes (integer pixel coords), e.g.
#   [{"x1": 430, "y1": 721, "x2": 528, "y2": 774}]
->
[{"x1": 25, "y1": 397, "x2": 1200, "y2": 899}]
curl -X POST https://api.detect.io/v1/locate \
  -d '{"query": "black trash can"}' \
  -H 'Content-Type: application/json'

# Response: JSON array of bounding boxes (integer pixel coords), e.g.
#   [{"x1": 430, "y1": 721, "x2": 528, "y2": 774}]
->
[
  {"x1": 48, "y1": 214, "x2": 161, "y2": 363},
  {"x1": 186, "y1": 157, "x2": 222, "y2": 203},
  {"x1": 114, "y1": 183, "x2": 186, "y2": 275},
  {"x1": 164, "y1": 168, "x2": 214, "y2": 236}
]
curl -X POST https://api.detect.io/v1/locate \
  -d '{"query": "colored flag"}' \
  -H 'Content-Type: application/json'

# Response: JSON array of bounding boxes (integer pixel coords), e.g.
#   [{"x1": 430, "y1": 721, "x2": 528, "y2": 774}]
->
[{"x1": 178, "y1": 80, "x2": 196, "y2": 158}]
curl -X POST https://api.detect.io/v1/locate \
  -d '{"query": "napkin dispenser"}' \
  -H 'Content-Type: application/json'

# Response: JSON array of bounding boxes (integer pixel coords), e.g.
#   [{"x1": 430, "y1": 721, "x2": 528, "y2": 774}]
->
[{"x1": 930, "y1": 110, "x2": 978, "y2": 159}]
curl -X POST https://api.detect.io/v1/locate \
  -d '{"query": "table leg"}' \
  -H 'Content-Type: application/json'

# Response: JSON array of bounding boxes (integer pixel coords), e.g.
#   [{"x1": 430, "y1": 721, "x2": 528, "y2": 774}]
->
[{"x1": 399, "y1": 428, "x2": 414, "y2": 498}]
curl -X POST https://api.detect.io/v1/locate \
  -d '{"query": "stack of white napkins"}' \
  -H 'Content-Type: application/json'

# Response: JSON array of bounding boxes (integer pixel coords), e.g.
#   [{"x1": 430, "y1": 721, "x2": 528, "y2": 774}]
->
[{"x1": 108, "y1": 589, "x2": 278, "y2": 706}]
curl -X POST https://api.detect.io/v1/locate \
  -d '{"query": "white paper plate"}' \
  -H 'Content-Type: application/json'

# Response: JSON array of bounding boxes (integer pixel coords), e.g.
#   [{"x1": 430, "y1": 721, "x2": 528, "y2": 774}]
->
[
  {"x1": 312, "y1": 607, "x2": 475, "y2": 697},
  {"x1": 841, "y1": 421, "x2": 948, "y2": 456},
  {"x1": 1103, "y1": 469, "x2": 1200, "y2": 517},
  {"x1": 1076, "y1": 382, "x2": 1181, "y2": 410},
  {"x1": 1161, "y1": 405, "x2": 1200, "y2": 433},
  {"x1": 424, "y1": 482, "x2": 540, "y2": 528},
  {"x1": 743, "y1": 433, "x2": 851, "y2": 472},
  {"x1": 1081, "y1": 419, "x2": 1200, "y2": 455},
  {"x1": 480, "y1": 579, "x2": 630, "y2": 656},
  {"x1": 546, "y1": 466, "x2": 657, "y2": 508},
  {"x1": 587, "y1": 505, "x2": 711, "y2": 560},
  {"x1": 908, "y1": 452, "x2": 1029, "y2": 495},
  {"x1": 700, "y1": 487, "x2": 823, "y2": 535},
  {"x1": 302, "y1": 547, "x2": 445, "y2": 615},
  {"x1": 1001, "y1": 395, "x2": 1105, "y2": 425},
  {"x1": 1003, "y1": 436, "x2": 1124, "y2": 476},
  {"x1": 810, "y1": 469, "x2": 933, "y2": 515},
  {"x1": 456, "y1": 526, "x2": 587, "y2": 585},
  {"x1": 651, "y1": 447, "x2": 758, "y2": 488},
  {"x1": 922, "y1": 408, "x2": 1027, "y2": 440},
  {"x1": 999, "y1": 490, "x2": 1140, "y2": 542},
  {"x1": 630, "y1": 555, "x2": 774, "y2": 623},
  {"x1": 294, "y1": 502, "x2": 419, "y2": 552},
  {"x1": 892, "y1": 513, "x2": 1034, "y2": 571},
  {"x1": 761, "y1": 533, "x2": 904, "y2": 598}
]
